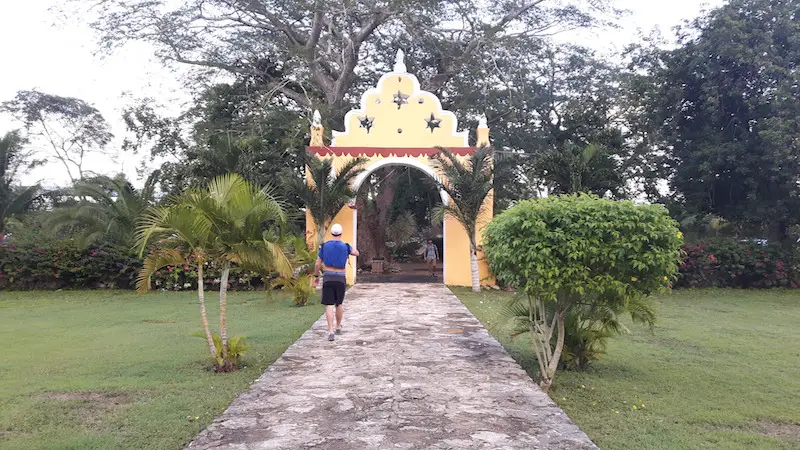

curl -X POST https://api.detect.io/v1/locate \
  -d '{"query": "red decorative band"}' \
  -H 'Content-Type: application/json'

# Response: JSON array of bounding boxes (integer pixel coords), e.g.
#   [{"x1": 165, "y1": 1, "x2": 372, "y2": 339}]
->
[{"x1": 307, "y1": 146, "x2": 476, "y2": 157}]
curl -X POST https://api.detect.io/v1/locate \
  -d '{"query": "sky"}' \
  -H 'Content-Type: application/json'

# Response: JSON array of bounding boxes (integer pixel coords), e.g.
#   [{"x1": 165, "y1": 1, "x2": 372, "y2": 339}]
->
[{"x1": 0, "y1": 0, "x2": 725, "y2": 188}]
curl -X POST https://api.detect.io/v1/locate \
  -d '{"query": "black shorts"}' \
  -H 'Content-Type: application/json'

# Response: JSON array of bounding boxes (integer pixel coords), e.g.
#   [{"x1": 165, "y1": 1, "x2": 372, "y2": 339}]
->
[{"x1": 321, "y1": 280, "x2": 346, "y2": 306}]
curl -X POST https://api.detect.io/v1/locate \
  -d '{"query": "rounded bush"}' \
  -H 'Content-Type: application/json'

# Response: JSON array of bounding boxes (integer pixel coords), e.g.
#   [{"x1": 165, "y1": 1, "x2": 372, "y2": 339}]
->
[{"x1": 484, "y1": 194, "x2": 684, "y2": 300}]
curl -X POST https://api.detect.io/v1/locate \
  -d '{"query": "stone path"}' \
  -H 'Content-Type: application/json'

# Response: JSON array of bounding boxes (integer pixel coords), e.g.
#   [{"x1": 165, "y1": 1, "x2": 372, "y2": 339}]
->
[{"x1": 186, "y1": 284, "x2": 597, "y2": 449}]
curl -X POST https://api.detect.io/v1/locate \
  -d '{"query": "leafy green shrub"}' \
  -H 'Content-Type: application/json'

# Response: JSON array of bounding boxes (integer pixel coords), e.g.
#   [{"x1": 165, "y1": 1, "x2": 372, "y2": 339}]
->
[
  {"x1": 678, "y1": 239, "x2": 800, "y2": 289},
  {"x1": 0, "y1": 241, "x2": 140, "y2": 289},
  {"x1": 484, "y1": 194, "x2": 683, "y2": 390},
  {"x1": 269, "y1": 237, "x2": 317, "y2": 306}
]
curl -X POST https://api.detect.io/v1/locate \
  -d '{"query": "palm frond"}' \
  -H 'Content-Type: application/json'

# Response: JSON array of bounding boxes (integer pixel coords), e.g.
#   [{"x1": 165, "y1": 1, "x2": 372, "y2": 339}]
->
[
  {"x1": 137, "y1": 249, "x2": 185, "y2": 293},
  {"x1": 500, "y1": 292, "x2": 537, "y2": 337},
  {"x1": 432, "y1": 146, "x2": 493, "y2": 247},
  {"x1": 626, "y1": 295, "x2": 658, "y2": 330},
  {"x1": 288, "y1": 155, "x2": 365, "y2": 233},
  {"x1": 46, "y1": 174, "x2": 154, "y2": 247}
]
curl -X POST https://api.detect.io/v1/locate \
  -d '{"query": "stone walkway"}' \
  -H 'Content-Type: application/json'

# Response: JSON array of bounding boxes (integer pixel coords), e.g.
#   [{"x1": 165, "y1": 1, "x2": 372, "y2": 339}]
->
[{"x1": 186, "y1": 284, "x2": 597, "y2": 449}]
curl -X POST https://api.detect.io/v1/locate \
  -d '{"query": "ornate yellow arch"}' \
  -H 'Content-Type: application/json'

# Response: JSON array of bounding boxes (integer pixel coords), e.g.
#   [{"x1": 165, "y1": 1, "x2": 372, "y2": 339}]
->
[{"x1": 306, "y1": 51, "x2": 492, "y2": 287}]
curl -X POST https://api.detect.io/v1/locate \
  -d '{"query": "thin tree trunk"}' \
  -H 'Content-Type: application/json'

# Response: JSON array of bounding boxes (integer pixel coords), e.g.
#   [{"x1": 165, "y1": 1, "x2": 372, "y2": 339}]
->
[
  {"x1": 470, "y1": 244, "x2": 480, "y2": 292},
  {"x1": 530, "y1": 295, "x2": 553, "y2": 389},
  {"x1": 219, "y1": 262, "x2": 231, "y2": 360},
  {"x1": 540, "y1": 309, "x2": 567, "y2": 391},
  {"x1": 196, "y1": 263, "x2": 216, "y2": 359},
  {"x1": 317, "y1": 225, "x2": 326, "y2": 249}
]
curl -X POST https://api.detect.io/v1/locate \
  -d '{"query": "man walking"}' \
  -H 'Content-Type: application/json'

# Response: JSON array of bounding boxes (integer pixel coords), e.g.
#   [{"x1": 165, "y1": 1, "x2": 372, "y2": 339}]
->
[
  {"x1": 314, "y1": 223, "x2": 359, "y2": 341},
  {"x1": 425, "y1": 239, "x2": 439, "y2": 277}
]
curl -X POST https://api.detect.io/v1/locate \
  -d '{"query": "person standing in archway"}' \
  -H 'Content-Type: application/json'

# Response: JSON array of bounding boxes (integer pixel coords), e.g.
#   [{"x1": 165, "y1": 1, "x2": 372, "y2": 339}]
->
[
  {"x1": 425, "y1": 239, "x2": 439, "y2": 278},
  {"x1": 314, "y1": 223, "x2": 359, "y2": 341}
]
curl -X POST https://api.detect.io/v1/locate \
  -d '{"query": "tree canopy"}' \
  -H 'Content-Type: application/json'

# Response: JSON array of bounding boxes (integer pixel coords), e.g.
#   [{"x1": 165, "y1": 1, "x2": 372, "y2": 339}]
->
[
  {"x1": 639, "y1": 0, "x2": 800, "y2": 239},
  {"x1": 1, "y1": 91, "x2": 114, "y2": 182},
  {"x1": 86, "y1": 0, "x2": 618, "y2": 119}
]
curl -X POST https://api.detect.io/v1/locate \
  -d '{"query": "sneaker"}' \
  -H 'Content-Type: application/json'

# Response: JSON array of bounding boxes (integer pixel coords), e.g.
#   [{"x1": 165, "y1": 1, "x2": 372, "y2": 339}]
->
[
  {"x1": 327, "y1": 332, "x2": 335, "y2": 341},
  {"x1": 335, "y1": 328, "x2": 342, "y2": 335}
]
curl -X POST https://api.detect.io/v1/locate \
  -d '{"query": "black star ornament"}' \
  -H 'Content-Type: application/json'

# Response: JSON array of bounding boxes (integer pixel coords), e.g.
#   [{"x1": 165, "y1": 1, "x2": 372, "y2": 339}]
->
[{"x1": 425, "y1": 113, "x2": 442, "y2": 133}]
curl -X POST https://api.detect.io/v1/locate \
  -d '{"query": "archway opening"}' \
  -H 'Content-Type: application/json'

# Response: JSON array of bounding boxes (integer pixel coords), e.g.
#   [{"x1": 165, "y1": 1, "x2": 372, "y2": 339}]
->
[{"x1": 352, "y1": 163, "x2": 445, "y2": 284}]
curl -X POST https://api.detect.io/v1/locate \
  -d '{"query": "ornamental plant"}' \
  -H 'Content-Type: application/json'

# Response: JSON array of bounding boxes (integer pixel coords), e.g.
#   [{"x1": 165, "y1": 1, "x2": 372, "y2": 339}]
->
[
  {"x1": 677, "y1": 238, "x2": 800, "y2": 289},
  {"x1": 136, "y1": 174, "x2": 291, "y2": 372},
  {"x1": 483, "y1": 194, "x2": 683, "y2": 390},
  {"x1": 270, "y1": 237, "x2": 318, "y2": 306}
]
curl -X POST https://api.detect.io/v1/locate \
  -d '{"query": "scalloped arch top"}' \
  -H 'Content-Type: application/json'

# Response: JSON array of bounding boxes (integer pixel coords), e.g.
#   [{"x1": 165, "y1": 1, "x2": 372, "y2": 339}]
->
[{"x1": 331, "y1": 71, "x2": 468, "y2": 148}]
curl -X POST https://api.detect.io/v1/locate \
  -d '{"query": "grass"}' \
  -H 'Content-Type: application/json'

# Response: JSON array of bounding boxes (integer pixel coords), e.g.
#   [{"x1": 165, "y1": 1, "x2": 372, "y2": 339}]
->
[
  {"x1": 455, "y1": 288, "x2": 800, "y2": 450},
  {"x1": 0, "y1": 290, "x2": 324, "y2": 450}
]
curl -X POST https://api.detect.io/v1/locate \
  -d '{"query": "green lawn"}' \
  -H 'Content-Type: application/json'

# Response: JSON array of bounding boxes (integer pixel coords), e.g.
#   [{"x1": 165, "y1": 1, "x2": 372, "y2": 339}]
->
[
  {"x1": 455, "y1": 288, "x2": 800, "y2": 450},
  {"x1": 0, "y1": 290, "x2": 324, "y2": 450}
]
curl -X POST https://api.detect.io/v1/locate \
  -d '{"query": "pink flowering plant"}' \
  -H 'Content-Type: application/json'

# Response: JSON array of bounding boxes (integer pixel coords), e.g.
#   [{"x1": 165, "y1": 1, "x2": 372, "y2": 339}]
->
[{"x1": 677, "y1": 238, "x2": 800, "y2": 289}]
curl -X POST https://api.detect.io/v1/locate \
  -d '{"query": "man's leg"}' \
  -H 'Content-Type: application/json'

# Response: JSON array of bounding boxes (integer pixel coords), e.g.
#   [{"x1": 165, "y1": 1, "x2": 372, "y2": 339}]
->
[
  {"x1": 322, "y1": 282, "x2": 336, "y2": 340},
  {"x1": 334, "y1": 282, "x2": 345, "y2": 333},
  {"x1": 325, "y1": 305, "x2": 336, "y2": 333},
  {"x1": 335, "y1": 304, "x2": 344, "y2": 331}
]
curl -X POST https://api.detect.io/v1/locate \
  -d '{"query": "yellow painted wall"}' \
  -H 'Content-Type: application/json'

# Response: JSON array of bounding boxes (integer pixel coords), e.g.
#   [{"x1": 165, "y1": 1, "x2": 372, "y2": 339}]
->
[
  {"x1": 307, "y1": 65, "x2": 494, "y2": 287},
  {"x1": 332, "y1": 74, "x2": 468, "y2": 148}
]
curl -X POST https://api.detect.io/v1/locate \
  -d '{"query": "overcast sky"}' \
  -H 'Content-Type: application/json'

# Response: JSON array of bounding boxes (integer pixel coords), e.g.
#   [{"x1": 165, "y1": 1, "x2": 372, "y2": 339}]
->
[{"x1": 0, "y1": 0, "x2": 725, "y2": 187}]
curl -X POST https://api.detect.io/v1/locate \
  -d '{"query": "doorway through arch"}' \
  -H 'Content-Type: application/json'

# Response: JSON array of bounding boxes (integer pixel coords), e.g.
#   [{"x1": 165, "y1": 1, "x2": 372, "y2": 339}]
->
[{"x1": 351, "y1": 161, "x2": 447, "y2": 283}]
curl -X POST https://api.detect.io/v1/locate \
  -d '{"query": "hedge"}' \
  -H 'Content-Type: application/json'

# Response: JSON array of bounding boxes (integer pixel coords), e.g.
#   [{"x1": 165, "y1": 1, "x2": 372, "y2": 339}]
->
[
  {"x1": 3, "y1": 237, "x2": 798, "y2": 291},
  {"x1": 676, "y1": 238, "x2": 800, "y2": 289},
  {"x1": 0, "y1": 241, "x2": 267, "y2": 291}
]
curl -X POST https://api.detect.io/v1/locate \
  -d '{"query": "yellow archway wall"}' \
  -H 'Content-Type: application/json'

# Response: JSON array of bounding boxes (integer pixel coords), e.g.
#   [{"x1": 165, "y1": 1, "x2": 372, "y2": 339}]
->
[{"x1": 305, "y1": 51, "x2": 493, "y2": 287}]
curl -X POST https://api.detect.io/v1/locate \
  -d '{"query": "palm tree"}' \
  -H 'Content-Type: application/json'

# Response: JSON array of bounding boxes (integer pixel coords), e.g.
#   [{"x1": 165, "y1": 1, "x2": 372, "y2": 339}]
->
[
  {"x1": 434, "y1": 146, "x2": 494, "y2": 292},
  {"x1": 48, "y1": 173, "x2": 159, "y2": 248},
  {"x1": 185, "y1": 174, "x2": 291, "y2": 362},
  {"x1": 536, "y1": 143, "x2": 623, "y2": 197},
  {"x1": 284, "y1": 156, "x2": 365, "y2": 248},
  {"x1": 271, "y1": 236, "x2": 320, "y2": 306},
  {"x1": 135, "y1": 202, "x2": 217, "y2": 360},
  {"x1": 1, "y1": 131, "x2": 40, "y2": 235},
  {"x1": 135, "y1": 174, "x2": 291, "y2": 371}
]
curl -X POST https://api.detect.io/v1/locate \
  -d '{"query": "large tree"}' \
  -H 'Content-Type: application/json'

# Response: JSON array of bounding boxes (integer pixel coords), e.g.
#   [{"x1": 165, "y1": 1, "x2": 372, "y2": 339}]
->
[
  {"x1": 85, "y1": 0, "x2": 618, "y2": 120},
  {"x1": 440, "y1": 43, "x2": 643, "y2": 205},
  {"x1": 644, "y1": 0, "x2": 800, "y2": 239},
  {"x1": 122, "y1": 85, "x2": 308, "y2": 205},
  {"x1": 1, "y1": 91, "x2": 114, "y2": 183}
]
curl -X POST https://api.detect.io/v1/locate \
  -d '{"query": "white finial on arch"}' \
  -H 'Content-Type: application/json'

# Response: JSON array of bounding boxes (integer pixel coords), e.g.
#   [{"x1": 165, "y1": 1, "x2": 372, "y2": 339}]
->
[
  {"x1": 393, "y1": 49, "x2": 407, "y2": 73},
  {"x1": 312, "y1": 109, "x2": 322, "y2": 126},
  {"x1": 478, "y1": 114, "x2": 488, "y2": 128}
]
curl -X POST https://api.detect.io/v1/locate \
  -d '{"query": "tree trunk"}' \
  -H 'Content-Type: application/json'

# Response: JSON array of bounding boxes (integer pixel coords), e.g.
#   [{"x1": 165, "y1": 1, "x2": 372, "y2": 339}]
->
[
  {"x1": 373, "y1": 167, "x2": 396, "y2": 259},
  {"x1": 470, "y1": 244, "x2": 481, "y2": 292},
  {"x1": 540, "y1": 310, "x2": 567, "y2": 391},
  {"x1": 219, "y1": 262, "x2": 231, "y2": 360},
  {"x1": 197, "y1": 263, "x2": 216, "y2": 359},
  {"x1": 317, "y1": 224, "x2": 326, "y2": 250}
]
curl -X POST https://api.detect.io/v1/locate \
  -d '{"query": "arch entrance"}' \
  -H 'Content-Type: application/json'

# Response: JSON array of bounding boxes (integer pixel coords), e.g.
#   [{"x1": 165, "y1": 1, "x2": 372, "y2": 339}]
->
[
  {"x1": 305, "y1": 51, "x2": 493, "y2": 286},
  {"x1": 352, "y1": 161, "x2": 447, "y2": 283}
]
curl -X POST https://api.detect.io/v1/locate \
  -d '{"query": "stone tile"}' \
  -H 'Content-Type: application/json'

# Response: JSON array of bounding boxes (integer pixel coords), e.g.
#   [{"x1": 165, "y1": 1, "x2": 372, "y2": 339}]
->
[{"x1": 186, "y1": 284, "x2": 597, "y2": 449}]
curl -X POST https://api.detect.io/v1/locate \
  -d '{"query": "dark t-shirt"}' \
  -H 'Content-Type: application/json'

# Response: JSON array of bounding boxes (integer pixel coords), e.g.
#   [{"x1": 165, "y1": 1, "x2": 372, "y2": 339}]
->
[{"x1": 319, "y1": 240, "x2": 352, "y2": 269}]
